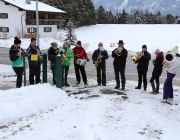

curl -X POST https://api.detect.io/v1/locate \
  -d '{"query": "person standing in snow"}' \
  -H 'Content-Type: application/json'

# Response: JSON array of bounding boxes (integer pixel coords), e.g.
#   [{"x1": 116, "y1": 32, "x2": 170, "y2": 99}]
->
[
  {"x1": 92, "y1": 42, "x2": 109, "y2": 86},
  {"x1": 26, "y1": 37, "x2": 42, "y2": 85},
  {"x1": 9, "y1": 37, "x2": 26, "y2": 88},
  {"x1": 149, "y1": 49, "x2": 164, "y2": 94},
  {"x1": 72, "y1": 41, "x2": 89, "y2": 85},
  {"x1": 48, "y1": 42, "x2": 59, "y2": 85},
  {"x1": 112, "y1": 40, "x2": 128, "y2": 90},
  {"x1": 161, "y1": 53, "x2": 180, "y2": 103},
  {"x1": 135, "y1": 45, "x2": 151, "y2": 91},
  {"x1": 59, "y1": 41, "x2": 74, "y2": 87}
]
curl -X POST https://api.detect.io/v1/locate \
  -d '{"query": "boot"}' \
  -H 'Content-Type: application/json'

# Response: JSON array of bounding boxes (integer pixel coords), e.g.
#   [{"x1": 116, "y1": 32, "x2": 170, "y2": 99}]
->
[
  {"x1": 121, "y1": 83, "x2": 125, "y2": 90},
  {"x1": 115, "y1": 83, "x2": 120, "y2": 89},
  {"x1": 135, "y1": 82, "x2": 141, "y2": 89},
  {"x1": 144, "y1": 85, "x2": 147, "y2": 91},
  {"x1": 64, "y1": 83, "x2": 70, "y2": 87},
  {"x1": 156, "y1": 82, "x2": 160, "y2": 94},
  {"x1": 149, "y1": 82, "x2": 156, "y2": 94}
]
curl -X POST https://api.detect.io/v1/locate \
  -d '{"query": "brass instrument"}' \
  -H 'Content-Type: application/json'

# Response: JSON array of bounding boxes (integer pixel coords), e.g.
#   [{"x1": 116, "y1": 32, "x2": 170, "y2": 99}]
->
[
  {"x1": 131, "y1": 51, "x2": 144, "y2": 64},
  {"x1": 163, "y1": 51, "x2": 176, "y2": 68},
  {"x1": 95, "y1": 51, "x2": 102, "y2": 68},
  {"x1": 62, "y1": 50, "x2": 68, "y2": 65},
  {"x1": 115, "y1": 48, "x2": 122, "y2": 56}
]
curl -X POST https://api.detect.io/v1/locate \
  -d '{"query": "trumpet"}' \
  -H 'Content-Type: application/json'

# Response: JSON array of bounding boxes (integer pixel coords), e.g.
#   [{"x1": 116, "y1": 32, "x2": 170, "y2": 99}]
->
[
  {"x1": 95, "y1": 51, "x2": 102, "y2": 68},
  {"x1": 131, "y1": 51, "x2": 144, "y2": 64},
  {"x1": 115, "y1": 48, "x2": 122, "y2": 56}
]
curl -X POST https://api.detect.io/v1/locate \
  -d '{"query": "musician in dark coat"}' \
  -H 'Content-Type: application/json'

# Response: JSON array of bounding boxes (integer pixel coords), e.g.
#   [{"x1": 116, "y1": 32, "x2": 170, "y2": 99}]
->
[
  {"x1": 112, "y1": 40, "x2": 128, "y2": 90},
  {"x1": 92, "y1": 42, "x2": 108, "y2": 86},
  {"x1": 149, "y1": 49, "x2": 164, "y2": 94},
  {"x1": 135, "y1": 45, "x2": 151, "y2": 91}
]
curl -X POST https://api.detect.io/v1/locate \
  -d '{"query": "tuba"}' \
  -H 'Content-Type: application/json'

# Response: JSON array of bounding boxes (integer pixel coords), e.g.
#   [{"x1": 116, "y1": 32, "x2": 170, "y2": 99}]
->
[
  {"x1": 95, "y1": 51, "x2": 102, "y2": 68},
  {"x1": 163, "y1": 51, "x2": 176, "y2": 68},
  {"x1": 131, "y1": 51, "x2": 143, "y2": 64}
]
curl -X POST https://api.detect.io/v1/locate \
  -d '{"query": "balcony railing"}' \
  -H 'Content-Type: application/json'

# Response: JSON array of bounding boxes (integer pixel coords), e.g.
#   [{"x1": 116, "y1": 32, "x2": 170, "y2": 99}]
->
[{"x1": 25, "y1": 19, "x2": 64, "y2": 25}]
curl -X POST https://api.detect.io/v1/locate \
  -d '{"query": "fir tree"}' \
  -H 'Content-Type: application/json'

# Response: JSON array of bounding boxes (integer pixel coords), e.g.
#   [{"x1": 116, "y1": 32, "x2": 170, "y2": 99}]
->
[
  {"x1": 97, "y1": 6, "x2": 106, "y2": 24},
  {"x1": 65, "y1": 20, "x2": 77, "y2": 45}
]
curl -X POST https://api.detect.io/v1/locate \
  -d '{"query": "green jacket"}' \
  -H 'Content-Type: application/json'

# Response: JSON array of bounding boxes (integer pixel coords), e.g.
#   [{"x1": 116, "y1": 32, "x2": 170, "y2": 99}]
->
[
  {"x1": 12, "y1": 56, "x2": 23, "y2": 67},
  {"x1": 59, "y1": 46, "x2": 74, "y2": 66}
]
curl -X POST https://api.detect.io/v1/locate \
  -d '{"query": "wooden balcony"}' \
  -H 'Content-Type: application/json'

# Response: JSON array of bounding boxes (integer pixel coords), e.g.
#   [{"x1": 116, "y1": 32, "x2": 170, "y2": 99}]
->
[{"x1": 25, "y1": 19, "x2": 64, "y2": 25}]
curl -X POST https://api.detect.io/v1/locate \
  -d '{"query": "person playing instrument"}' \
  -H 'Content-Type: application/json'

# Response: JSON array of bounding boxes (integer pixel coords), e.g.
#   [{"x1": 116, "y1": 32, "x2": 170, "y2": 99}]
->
[
  {"x1": 112, "y1": 40, "x2": 128, "y2": 90},
  {"x1": 48, "y1": 42, "x2": 59, "y2": 85},
  {"x1": 26, "y1": 37, "x2": 42, "y2": 85},
  {"x1": 72, "y1": 41, "x2": 89, "y2": 85},
  {"x1": 92, "y1": 42, "x2": 108, "y2": 86},
  {"x1": 59, "y1": 41, "x2": 74, "y2": 87},
  {"x1": 161, "y1": 50, "x2": 180, "y2": 103},
  {"x1": 149, "y1": 49, "x2": 164, "y2": 94},
  {"x1": 9, "y1": 37, "x2": 26, "y2": 88},
  {"x1": 135, "y1": 45, "x2": 151, "y2": 91}
]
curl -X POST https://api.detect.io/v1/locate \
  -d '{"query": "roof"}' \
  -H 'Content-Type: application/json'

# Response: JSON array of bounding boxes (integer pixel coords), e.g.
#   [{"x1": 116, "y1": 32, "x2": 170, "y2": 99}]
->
[{"x1": 2, "y1": 0, "x2": 66, "y2": 13}]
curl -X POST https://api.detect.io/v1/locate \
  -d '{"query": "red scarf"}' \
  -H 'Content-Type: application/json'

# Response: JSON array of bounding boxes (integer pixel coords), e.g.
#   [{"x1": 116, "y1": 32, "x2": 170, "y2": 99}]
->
[{"x1": 155, "y1": 51, "x2": 163, "y2": 62}]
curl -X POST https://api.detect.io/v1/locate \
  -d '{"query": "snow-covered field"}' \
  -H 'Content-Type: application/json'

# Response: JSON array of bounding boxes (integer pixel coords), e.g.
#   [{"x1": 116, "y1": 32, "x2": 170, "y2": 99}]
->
[
  {"x1": 0, "y1": 25, "x2": 179, "y2": 55},
  {"x1": 0, "y1": 76, "x2": 180, "y2": 140}
]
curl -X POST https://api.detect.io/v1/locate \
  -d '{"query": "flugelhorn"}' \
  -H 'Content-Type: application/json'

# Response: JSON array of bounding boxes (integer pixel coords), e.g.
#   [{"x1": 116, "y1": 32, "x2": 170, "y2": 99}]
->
[
  {"x1": 115, "y1": 48, "x2": 122, "y2": 56},
  {"x1": 131, "y1": 51, "x2": 144, "y2": 64}
]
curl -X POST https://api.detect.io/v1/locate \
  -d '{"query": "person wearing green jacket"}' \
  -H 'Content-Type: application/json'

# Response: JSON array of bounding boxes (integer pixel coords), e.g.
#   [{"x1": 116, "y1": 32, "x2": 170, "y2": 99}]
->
[{"x1": 59, "y1": 41, "x2": 74, "y2": 86}]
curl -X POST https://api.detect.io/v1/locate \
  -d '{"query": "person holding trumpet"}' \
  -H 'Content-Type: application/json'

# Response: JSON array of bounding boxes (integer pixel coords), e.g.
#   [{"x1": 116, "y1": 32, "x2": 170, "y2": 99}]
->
[{"x1": 112, "y1": 40, "x2": 128, "y2": 90}]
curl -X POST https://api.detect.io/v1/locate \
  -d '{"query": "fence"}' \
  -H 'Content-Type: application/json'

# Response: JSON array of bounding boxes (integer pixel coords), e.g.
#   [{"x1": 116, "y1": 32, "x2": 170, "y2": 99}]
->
[{"x1": 0, "y1": 53, "x2": 62, "y2": 90}]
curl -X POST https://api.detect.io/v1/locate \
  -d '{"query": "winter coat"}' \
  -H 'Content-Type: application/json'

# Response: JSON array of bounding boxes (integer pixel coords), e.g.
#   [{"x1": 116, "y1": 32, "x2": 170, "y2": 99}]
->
[
  {"x1": 72, "y1": 46, "x2": 88, "y2": 64},
  {"x1": 92, "y1": 49, "x2": 108, "y2": 66},
  {"x1": 112, "y1": 47, "x2": 128, "y2": 67},
  {"x1": 59, "y1": 46, "x2": 74, "y2": 66},
  {"x1": 9, "y1": 45, "x2": 26, "y2": 67},
  {"x1": 152, "y1": 52, "x2": 164, "y2": 77},
  {"x1": 48, "y1": 47, "x2": 59, "y2": 69},
  {"x1": 26, "y1": 44, "x2": 42, "y2": 66},
  {"x1": 137, "y1": 51, "x2": 151, "y2": 71},
  {"x1": 165, "y1": 57, "x2": 180, "y2": 74}
]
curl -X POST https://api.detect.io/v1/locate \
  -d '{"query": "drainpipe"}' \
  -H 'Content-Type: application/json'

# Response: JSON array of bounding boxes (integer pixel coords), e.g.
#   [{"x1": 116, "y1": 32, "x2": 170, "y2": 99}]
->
[{"x1": 21, "y1": 13, "x2": 26, "y2": 38}]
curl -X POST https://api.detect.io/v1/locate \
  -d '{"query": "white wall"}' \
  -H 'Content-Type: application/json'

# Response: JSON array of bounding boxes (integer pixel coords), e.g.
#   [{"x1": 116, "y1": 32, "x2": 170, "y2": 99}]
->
[
  {"x1": 25, "y1": 25, "x2": 57, "y2": 38},
  {"x1": 0, "y1": 0, "x2": 26, "y2": 38}
]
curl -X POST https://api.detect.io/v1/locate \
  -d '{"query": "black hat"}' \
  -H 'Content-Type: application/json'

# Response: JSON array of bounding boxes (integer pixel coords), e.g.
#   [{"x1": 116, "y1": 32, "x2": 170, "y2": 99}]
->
[
  {"x1": 117, "y1": 40, "x2": 125, "y2": 44},
  {"x1": 77, "y1": 41, "x2": 81, "y2": 45},
  {"x1": 14, "y1": 36, "x2": 21, "y2": 44},
  {"x1": 142, "y1": 45, "x2": 147, "y2": 49},
  {"x1": 51, "y1": 42, "x2": 58, "y2": 47}
]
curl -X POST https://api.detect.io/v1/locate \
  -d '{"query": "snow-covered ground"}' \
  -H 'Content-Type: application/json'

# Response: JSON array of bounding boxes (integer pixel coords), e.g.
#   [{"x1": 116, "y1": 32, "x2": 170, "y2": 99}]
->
[
  {"x1": 0, "y1": 76, "x2": 180, "y2": 140},
  {"x1": 0, "y1": 25, "x2": 179, "y2": 55}
]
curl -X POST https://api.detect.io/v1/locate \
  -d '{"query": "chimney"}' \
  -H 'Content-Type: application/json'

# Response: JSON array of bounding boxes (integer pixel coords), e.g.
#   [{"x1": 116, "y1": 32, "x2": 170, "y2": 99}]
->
[{"x1": 26, "y1": 0, "x2": 31, "y2": 4}]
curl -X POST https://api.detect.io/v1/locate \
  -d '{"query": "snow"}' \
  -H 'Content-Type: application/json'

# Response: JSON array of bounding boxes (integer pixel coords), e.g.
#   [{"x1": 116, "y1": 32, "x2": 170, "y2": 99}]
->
[
  {"x1": 0, "y1": 77, "x2": 180, "y2": 139},
  {"x1": 3, "y1": 0, "x2": 65, "y2": 13}
]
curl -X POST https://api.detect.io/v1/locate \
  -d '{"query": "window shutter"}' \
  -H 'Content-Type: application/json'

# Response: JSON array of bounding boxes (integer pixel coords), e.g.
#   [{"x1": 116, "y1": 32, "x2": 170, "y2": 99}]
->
[
  {"x1": 44, "y1": 27, "x2": 46, "y2": 32},
  {"x1": 27, "y1": 28, "x2": 30, "y2": 33},
  {"x1": 50, "y1": 27, "x2": 52, "y2": 32},
  {"x1": 0, "y1": 27, "x2": 2, "y2": 32},
  {"x1": 34, "y1": 28, "x2": 37, "y2": 33},
  {"x1": 0, "y1": 14, "x2": 1, "y2": 18},
  {"x1": 6, "y1": 13, "x2": 8, "y2": 19},
  {"x1": 7, "y1": 27, "x2": 9, "y2": 32}
]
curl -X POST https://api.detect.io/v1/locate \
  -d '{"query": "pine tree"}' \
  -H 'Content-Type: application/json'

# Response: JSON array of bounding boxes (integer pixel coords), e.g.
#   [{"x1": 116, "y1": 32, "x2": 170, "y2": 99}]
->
[
  {"x1": 119, "y1": 9, "x2": 127, "y2": 24},
  {"x1": 97, "y1": 6, "x2": 106, "y2": 24},
  {"x1": 65, "y1": 20, "x2": 77, "y2": 45}
]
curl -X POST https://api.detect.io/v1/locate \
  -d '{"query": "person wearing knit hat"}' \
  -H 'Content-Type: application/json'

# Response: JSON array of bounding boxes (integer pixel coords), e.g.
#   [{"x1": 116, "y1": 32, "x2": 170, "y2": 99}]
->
[
  {"x1": 9, "y1": 37, "x2": 26, "y2": 88},
  {"x1": 149, "y1": 49, "x2": 164, "y2": 94},
  {"x1": 135, "y1": 45, "x2": 151, "y2": 91}
]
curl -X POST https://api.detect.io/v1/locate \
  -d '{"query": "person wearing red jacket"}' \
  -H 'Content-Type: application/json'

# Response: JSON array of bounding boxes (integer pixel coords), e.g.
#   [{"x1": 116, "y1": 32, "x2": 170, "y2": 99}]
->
[{"x1": 72, "y1": 41, "x2": 89, "y2": 85}]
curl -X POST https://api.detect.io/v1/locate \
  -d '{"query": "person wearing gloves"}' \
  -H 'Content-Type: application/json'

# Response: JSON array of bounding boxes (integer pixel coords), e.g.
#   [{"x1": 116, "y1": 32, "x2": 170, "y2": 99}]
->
[
  {"x1": 59, "y1": 41, "x2": 74, "y2": 86},
  {"x1": 92, "y1": 42, "x2": 108, "y2": 86},
  {"x1": 48, "y1": 42, "x2": 59, "y2": 85},
  {"x1": 72, "y1": 41, "x2": 89, "y2": 85},
  {"x1": 9, "y1": 37, "x2": 26, "y2": 88},
  {"x1": 161, "y1": 48, "x2": 180, "y2": 103},
  {"x1": 149, "y1": 49, "x2": 164, "y2": 94}
]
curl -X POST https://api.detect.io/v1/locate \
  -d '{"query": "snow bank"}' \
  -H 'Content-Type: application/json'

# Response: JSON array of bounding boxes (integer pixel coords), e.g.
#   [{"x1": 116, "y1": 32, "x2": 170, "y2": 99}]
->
[{"x1": 0, "y1": 84, "x2": 67, "y2": 125}]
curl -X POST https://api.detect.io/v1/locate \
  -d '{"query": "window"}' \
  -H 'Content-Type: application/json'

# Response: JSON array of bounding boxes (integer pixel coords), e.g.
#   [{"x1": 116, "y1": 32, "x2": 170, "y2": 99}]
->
[
  {"x1": 27, "y1": 27, "x2": 37, "y2": 33},
  {"x1": 30, "y1": 14, "x2": 34, "y2": 19},
  {"x1": 0, "y1": 27, "x2": 9, "y2": 32},
  {"x1": 44, "y1": 14, "x2": 49, "y2": 19},
  {"x1": 0, "y1": 13, "x2": 8, "y2": 19},
  {"x1": 44, "y1": 27, "x2": 52, "y2": 32}
]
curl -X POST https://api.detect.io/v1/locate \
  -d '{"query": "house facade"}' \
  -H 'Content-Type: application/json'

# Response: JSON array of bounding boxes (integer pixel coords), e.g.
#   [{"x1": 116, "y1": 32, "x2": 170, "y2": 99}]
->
[{"x1": 0, "y1": 0, "x2": 65, "y2": 38}]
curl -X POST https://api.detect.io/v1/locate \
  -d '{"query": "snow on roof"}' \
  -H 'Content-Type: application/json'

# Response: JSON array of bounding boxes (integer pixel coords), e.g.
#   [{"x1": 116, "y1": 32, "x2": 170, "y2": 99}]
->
[{"x1": 2, "y1": 0, "x2": 66, "y2": 13}]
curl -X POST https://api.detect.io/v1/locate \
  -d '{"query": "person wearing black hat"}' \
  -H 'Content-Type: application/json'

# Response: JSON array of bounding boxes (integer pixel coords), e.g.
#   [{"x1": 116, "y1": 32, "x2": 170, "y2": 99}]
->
[
  {"x1": 48, "y1": 42, "x2": 59, "y2": 85},
  {"x1": 72, "y1": 40, "x2": 89, "y2": 85},
  {"x1": 92, "y1": 42, "x2": 109, "y2": 86},
  {"x1": 135, "y1": 45, "x2": 151, "y2": 91},
  {"x1": 112, "y1": 40, "x2": 128, "y2": 90},
  {"x1": 26, "y1": 37, "x2": 42, "y2": 85},
  {"x1": 9, "y1": 37, "x2": 26, "y2": 88}
]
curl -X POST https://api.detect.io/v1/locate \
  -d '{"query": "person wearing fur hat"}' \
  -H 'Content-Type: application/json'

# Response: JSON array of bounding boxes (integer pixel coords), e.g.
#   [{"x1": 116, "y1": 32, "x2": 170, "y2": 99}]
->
[
  {"x1": 72, "y1": 41, "x2": 89, "y2": 85},
  {"x1": 149, "y1": 49, "x2": 164, "y2": 94},
  {"x1": 9, "y1": 37, "x2": 26, "y2": 88},
  {"x1": 135, "y1": 45, "x2": 151, "y2": 91},
  {"x1": 92, "y1": 42, "x2": 109, "y2": 86},
  {"x1": 59, "y1": 41, "x2": 74, "y2": 86},
  {"x1": 48, "y1": 42, "x2": 59, "y2": 85}
]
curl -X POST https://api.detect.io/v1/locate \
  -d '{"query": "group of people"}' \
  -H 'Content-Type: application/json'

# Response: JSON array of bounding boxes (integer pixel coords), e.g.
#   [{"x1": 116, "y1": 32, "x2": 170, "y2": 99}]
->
[{"x1": 9, "y1": 37, "x2": 180, "y2": 103}]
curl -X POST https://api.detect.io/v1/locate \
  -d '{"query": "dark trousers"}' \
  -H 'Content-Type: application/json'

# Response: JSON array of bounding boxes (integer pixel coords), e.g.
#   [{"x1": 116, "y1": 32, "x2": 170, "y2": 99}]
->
[
  {"x1": 29, "y1": 65, "x2": 41, "y2": 85},
  {"x1": 74, "y1": 63, "x2": 87, "y2": 83},
  {"x1": 97, "y1": 65, "x2": 106, "y2": 85},
  {"x1": 114, "y1": 65, "x2": 126, "y2": 86},
  {"x1": 62, "y1": 66, "x2": 69, "y2": 84},
  {"x1": 13, "y1": 67, "x2": 23, "y2": 88},
  {"x1": 52, "y1": 68, "x2": 56, "y2": 85},
  {"x1": 150, "y1": 76, "x2": 159, "y2": 83},
  {"x1": 163, "y1": 72, "x2": 175, "y2": 99},
  {"x1": 137, "y1": 70, "x2": 147, "y2": 88}
]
